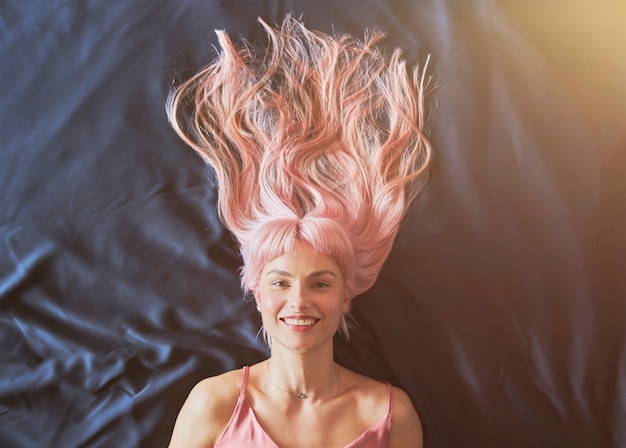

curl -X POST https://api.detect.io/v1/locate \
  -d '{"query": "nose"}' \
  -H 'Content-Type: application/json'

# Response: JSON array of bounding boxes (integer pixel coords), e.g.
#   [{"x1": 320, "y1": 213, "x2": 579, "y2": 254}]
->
[{"x1": 288, "y1": 283, "x2": 311, "y2": 310}]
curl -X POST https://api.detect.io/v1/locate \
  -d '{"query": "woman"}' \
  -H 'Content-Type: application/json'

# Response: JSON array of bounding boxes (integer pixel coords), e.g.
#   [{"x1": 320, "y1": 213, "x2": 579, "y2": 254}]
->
[{"x1": 167, "y1": 15, "x2": 432, "y2": 447}]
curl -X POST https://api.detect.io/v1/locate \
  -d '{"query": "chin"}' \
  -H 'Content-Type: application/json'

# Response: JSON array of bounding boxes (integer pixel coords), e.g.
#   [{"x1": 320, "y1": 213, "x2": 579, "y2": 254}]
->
[{"x1": 272, "y1": 334, "x2": 334, "y2": 354}]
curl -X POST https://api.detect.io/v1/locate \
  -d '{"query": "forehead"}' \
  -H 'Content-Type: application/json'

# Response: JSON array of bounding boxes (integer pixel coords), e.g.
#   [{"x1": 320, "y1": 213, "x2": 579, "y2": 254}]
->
[{"x1": 261, "y1": 243, "x2": 341, "y2": 276}]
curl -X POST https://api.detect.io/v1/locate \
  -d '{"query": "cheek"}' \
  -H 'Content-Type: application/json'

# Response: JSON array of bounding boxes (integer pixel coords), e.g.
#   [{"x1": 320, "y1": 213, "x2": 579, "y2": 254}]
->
[{"x1": 256, "y1": 289, "x2": 281, "y2": 312}]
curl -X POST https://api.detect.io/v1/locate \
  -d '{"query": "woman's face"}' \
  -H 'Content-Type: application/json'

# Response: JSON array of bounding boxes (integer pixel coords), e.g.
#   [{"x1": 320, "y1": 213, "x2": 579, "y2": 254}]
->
[{"x1": 255, "y1": 242, "x2": 349, "y2": 354}]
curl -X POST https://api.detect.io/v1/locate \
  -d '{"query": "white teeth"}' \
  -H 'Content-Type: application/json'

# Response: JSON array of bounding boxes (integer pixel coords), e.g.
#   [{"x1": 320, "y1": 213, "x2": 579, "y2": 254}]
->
[{"x1": 283, "y1": 318, "x2": 316, "y2": 326}]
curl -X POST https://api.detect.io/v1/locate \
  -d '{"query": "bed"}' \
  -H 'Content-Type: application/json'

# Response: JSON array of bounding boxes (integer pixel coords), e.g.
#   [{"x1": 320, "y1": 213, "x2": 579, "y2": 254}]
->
[{"x1": 1, "y1": 0, "x2": 625, "y2": 446}]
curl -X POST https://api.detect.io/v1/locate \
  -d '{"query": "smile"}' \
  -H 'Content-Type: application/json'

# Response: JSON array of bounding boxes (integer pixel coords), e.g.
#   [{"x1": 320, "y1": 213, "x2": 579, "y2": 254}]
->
[{"x1": 281, "y1": 318, "x2": 318, "y2": 327}]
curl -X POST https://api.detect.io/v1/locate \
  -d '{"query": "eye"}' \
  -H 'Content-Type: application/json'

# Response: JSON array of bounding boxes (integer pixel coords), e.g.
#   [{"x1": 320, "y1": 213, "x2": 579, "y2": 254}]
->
[
  {"x1": 312, "y1": 281, "x2": 331, "y2": 289},
  {"x1": 271, "y1": 280, "x2": 289, "y2": 288}
]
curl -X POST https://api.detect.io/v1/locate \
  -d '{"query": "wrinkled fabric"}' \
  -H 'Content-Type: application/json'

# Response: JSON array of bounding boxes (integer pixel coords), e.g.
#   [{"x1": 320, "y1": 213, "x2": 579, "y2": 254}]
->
[{"x1": 1, "y1": 1, "x2": 625, "y2": 447}]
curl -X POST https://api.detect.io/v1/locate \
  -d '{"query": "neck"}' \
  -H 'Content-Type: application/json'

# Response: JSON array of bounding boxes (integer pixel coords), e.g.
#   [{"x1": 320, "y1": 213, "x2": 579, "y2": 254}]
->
[{"x1": 267, "y1": 345, "x2": 339, "y2": 399}]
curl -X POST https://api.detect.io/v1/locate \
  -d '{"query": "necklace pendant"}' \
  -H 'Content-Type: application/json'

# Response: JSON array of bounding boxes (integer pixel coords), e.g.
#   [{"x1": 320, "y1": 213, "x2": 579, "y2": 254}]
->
[{"x1": 296, "y1": 393, "x2": 307, "y2": 399}]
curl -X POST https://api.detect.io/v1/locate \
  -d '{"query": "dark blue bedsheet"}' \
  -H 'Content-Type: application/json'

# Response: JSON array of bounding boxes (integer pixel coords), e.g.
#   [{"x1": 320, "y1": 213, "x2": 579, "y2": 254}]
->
[{"x1": 1, "y1": 1, "x2": 625, "y2": 446}]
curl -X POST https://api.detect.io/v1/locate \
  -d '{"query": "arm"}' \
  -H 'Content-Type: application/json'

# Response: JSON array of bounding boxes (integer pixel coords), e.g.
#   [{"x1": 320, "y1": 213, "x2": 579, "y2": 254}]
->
[
  {"x1": 390, "y1": 387, "x2": 423, "y2": 448},
  {"x1": 168, "y1": 373, "x2": 239, "y2": 448}
]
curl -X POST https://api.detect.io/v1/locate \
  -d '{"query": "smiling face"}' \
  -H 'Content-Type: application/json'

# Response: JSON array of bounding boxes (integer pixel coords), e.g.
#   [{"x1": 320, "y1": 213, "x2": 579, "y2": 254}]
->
[{"x1": 255, "y1": 242, "x2": 350, "y2": 354}]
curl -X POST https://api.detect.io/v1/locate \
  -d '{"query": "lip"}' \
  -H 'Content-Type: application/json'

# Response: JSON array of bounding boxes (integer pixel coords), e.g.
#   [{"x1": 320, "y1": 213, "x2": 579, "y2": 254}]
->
[{"x1": 280, "y1": 315, "x2": 320, "y2": 331}]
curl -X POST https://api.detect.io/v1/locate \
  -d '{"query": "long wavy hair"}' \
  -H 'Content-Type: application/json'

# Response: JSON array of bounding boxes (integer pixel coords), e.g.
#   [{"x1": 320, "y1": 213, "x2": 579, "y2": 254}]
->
[{"x1": 167, "y1": 16, "x2": 433, "y2": 340}]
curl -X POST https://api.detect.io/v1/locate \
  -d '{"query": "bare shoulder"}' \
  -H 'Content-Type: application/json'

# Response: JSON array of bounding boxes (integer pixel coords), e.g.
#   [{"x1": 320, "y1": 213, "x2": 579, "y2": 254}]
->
[
  {"x1": 339, "y1": 368, "x2": 422, "y2": 446},
  {"x1": 168, "y1": 369, "x2": 243, "y2": 448},
  {"x1": 390, "y1": 386, "x2": 423, "y2": 448},
  {"x1": 339, "y1": 368, "x2": 394, "y2": 418}
]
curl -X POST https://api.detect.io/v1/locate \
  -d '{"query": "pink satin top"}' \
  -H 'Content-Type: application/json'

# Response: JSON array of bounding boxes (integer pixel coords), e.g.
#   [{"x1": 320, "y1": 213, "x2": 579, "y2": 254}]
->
[{"x1": 214, "y1": 366, "x2": 393, "y2": 447}]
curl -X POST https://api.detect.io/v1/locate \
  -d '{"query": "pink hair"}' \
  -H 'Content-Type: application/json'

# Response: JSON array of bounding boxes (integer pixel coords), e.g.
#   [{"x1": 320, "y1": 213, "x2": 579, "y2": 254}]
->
[{"x1": 167, "y1": 16, "x2": 433, "y2": 307}]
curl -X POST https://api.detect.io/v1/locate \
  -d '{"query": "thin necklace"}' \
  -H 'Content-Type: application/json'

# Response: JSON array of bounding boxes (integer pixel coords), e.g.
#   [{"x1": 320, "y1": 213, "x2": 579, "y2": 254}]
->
[{"x1": 267, "y1": 360, "x2": 341, "y2": 399}]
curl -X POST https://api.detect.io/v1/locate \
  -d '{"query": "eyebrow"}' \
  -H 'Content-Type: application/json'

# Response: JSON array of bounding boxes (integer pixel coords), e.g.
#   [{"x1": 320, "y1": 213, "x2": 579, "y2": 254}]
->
[{"x1": 265, "y1": 269, "x2": 337, "y2": 278}]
